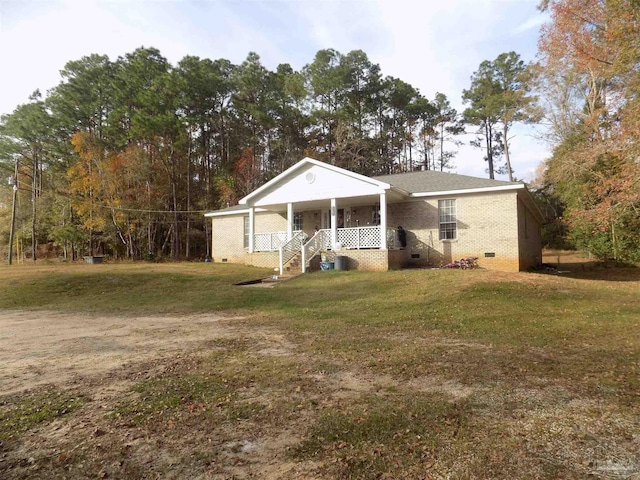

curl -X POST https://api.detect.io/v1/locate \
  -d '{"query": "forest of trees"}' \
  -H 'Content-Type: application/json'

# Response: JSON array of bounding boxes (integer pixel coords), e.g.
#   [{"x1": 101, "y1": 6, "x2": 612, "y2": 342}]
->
[
  {"x1": 1, "y1": 0, "x2": 638, "y2": 264},
  {"x1": 0, "y1": 47, "x2": 523, "y2": 261}
]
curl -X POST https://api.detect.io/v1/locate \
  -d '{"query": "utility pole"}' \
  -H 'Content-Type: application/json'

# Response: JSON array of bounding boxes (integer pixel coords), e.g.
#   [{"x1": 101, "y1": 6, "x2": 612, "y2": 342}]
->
[{"x1": 8, "y1": 160, "x2": 18, "y2": 265}]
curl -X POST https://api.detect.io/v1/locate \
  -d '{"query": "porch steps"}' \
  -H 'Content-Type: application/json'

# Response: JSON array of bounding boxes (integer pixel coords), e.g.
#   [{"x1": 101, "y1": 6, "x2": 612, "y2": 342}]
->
[
  {"x1": 284, "y1": 253, "x2": 303, "y2": 275},
  {"x1": 280, "y1": 251, "x2": 319, "y2": 278}
]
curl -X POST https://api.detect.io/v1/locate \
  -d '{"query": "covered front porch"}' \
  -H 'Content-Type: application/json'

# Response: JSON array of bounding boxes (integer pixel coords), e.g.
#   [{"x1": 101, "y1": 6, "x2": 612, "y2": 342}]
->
[
  {"x1": 211, "y1": 157, "x2": 411, "y2": 273},
  {"x1": 245, "y1": 190, "x2": 401, "y2": 273},
  {"x1": 246, "y1": 189, "x2": 395, "y2": 254},
  {"x1": 253, "y1": 224, "x2": 400, "y2": 273}
]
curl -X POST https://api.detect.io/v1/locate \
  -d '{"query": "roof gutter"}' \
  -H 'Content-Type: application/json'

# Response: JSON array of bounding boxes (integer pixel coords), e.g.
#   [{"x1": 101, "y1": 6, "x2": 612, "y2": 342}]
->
[
  {"x1": 409, "y1": 183, "x2": 524, "y2": 198},
  {"x1": 204, "y1": 207, "x2": 269, "y2": 218}
]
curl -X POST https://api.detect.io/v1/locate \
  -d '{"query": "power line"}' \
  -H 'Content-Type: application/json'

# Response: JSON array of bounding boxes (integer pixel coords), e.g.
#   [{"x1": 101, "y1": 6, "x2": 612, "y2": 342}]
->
[
  {"x1": 69, "y1": 200, "x2": 212, "y2": 214},
  {"x1": 7, "y1": 184, "x2": 218, "y2": 215}
]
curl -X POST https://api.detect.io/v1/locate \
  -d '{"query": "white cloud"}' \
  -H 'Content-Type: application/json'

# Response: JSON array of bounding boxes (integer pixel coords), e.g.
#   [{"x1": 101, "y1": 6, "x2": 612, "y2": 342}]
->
[{"x1": 513, "y1": 13, "x2": 548, "y2": 34}]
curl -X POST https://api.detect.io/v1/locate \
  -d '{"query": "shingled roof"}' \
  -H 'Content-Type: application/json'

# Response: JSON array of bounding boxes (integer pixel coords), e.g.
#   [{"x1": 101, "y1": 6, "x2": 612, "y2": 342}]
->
[
  {"x1": 372, "y1": 170, "x2": 522, "y2": 194},
  {"x1": 205, "y1": 161, "x2": 528, "y2": 216}
]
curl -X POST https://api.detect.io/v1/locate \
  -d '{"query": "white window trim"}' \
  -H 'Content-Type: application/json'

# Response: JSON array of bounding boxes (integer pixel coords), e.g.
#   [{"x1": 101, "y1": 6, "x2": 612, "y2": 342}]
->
[
  {"x1": 438, "y1": 199, "x2": 457, "y2": 241},
  {"x1": 243, "y1": 216, "x2": 250, "y2": 249},
  {"x1": 293, "y1": 212, "x2": 304, "y2": 232}
]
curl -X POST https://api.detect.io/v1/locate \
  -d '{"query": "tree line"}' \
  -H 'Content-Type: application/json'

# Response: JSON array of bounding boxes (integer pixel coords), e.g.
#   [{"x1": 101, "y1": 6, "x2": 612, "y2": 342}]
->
[
  {"x1": 534, "y1": 0, "x2": 640, "y2": 264},
  {"x1": 7, "y1": 13, "x2": 634, "y2": 266},
  {"x1": 1, "y1": 47, "x2": 535, "y2": 261}
]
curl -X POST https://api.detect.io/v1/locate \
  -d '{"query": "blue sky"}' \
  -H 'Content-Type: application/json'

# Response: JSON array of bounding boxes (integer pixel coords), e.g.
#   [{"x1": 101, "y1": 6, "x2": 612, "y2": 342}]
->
[{"x1": 0, "y1": 0, "x2": 549, "y2": 180}]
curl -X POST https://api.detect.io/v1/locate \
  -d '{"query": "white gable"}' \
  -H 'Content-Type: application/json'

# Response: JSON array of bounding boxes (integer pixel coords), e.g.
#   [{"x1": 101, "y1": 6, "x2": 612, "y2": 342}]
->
[{"x1": 241, "y1": 158, "x2": 390, "y2": 207}]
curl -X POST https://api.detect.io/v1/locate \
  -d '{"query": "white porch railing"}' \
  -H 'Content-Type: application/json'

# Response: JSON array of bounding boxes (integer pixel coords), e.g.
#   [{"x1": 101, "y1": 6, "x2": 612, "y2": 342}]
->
[
  {"x1": 278, "y1": 231, "x2": 305, "y2": 275},
  {"x1": 264, "y1": 226, "x2": 401, "y2": 274},
  {"x1": 337, "y1": 226, "x2": 384, "y2": 249},
  {"x1": 255, "y1": 228, "x2": 399, "y2": 253},
  {"x1": 301, "y1": 229, "x2": 331, "y2": 273},
  {"x1": 254, "y1": 230, "x2": 301, "y2": 252}
]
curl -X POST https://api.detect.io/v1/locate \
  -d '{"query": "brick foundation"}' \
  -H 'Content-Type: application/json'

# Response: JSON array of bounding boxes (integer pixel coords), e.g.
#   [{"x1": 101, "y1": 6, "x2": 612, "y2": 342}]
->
[{"x1": 246, "y1": 251, "x2": 281, "y2": 269}]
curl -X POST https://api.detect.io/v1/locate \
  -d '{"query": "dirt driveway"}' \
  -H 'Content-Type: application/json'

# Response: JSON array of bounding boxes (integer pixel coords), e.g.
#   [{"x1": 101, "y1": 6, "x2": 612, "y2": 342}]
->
[
  {"x1": 0, "y1": 311, "x2": 242, "y2": 396},
  {"x1": 0, "y1": 311, "x2": 326, "y2": 479}
]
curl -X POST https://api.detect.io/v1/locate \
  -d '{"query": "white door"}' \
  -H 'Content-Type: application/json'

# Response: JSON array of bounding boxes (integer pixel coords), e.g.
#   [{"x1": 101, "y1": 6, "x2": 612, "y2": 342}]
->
[{"x1": 321, "y1": 209, "x2": 329, "y2": 229}]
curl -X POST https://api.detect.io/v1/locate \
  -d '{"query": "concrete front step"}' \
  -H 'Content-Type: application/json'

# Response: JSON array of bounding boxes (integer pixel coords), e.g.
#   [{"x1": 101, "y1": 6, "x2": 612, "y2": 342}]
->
[{"x1": 285, "y1": 253, "x2": 303, "y2": 274}]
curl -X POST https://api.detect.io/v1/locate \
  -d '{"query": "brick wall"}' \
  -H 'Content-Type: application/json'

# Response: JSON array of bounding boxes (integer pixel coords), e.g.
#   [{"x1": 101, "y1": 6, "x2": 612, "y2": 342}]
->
[
  {"x1": 388, "y1": 191, "x2": 522, "y2": 272},
  {"x1": 211, "y1": 214, "x2": 246, "y2": 263},
  {"x1": 302, "y1": 209, "x2": 322, "y2": 237},
  {"x1": 211, "y1": 211, "x2": 286, "y2": 263},
  {"x1": 246, "y1": 251, "x2": 280, "y2": 269},
  {"x1": 336, "y1": 249, "x2": 389, "y2": 271},
  {"x1": 348, "y1": 206, "x2": 377, "y2": 228},
  {"x1": 255, "y1": 211, "x2": 287, "y2": 234},
  {"x1": 211, "y1": 189, "x2": 541, "y2": 273},
  {"x1": 388, "y1": 249, "x2": 410, "y2": 270}
]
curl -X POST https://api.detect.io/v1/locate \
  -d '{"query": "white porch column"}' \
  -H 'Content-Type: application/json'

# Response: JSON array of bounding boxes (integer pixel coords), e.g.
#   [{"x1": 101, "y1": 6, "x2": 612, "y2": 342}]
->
[
  {"x1": 330, "y1": 198, "x2": 337, "y2": 249},
  {"x1": 248, "y1": 207, "x2": 255, "y2": 253},
  {"x1": 380, "y1": 192, "x2": 387, "y2": 249},
  {"x1": 287, "y1": 202, "x2": 294, "y2": 241}
]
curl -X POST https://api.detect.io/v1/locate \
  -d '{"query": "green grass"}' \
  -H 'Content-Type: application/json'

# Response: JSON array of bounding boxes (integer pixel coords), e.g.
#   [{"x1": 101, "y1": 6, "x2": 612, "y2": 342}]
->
[
  {"x1": 2, "y1": 264, "x2": 636, "y2": 350},
  {"x1": 113, "y1": 372, "x2": 265, "y2": 426},
  {"x1": 0, "y1": 389, "x2": 85, "y2": 446},
  {"x1": 111, "y1": 349, "x2": 300, "y2": 428},
  {"x1": 0, "y1": 263, "x2": 272, "y2": 313}
]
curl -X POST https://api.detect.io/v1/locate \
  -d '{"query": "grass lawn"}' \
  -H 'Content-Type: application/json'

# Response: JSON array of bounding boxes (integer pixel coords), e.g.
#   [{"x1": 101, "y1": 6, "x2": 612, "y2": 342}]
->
[{"x1": 0, "y1": 261, "x2": 638, "y2": 479}]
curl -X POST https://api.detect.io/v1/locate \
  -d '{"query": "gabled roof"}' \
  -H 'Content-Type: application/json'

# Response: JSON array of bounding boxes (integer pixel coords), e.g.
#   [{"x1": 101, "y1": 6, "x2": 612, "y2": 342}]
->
[
  {"x1": 204, "y1": 159, "x2": 533, "y2": 217},
  {"x1": 239, "y1": 157, "x2": 392, "y2": 205},
  {"x1": 373, "y1": 170, "x2": 523, "y2": 195}
]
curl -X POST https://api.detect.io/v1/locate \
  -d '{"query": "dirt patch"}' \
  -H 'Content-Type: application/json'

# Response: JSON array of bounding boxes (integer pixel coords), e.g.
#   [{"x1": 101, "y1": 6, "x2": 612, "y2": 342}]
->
[
  {"x1": 0, "y1": 310, "x2": 325, "y2": 479},
  {"x1": 406, "y1": 375, "x2": 476, "y2": 401},
  {"x1": 0, "y1": 311, "x2": 243, "y2": 396}
]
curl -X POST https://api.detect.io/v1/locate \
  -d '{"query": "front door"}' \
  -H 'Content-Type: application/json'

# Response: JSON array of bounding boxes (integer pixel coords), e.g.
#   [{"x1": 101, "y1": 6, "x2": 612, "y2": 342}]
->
[
  {"x1": 321, "y1": 210, "x2": 329, "y2": 229},
  {"x1": 322, "y1": 208, "x2": 347, "y2": 228}
]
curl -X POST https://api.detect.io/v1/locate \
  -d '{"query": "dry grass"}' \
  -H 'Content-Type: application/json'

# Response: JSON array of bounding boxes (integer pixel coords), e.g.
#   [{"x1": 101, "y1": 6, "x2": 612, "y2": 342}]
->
[{"x1": 0, "y1": 260, "x2": 638, "y2": 479}]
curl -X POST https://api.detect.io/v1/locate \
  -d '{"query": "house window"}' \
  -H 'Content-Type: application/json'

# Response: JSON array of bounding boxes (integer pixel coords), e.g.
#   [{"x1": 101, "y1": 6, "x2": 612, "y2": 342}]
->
[
  {"x1": 439, "y1": 199, "x2": 457, "y2": 240},
  {"x1": 243, "y1": 216, "x2": 249, "y2": 248},
  {"x1": 293, "y1": 212, "x2": 303, "y2": 231}
]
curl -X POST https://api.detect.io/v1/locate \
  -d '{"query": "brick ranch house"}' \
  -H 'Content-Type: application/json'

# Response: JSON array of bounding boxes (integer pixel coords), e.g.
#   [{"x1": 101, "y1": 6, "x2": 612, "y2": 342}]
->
[{"x1": 205, "y1": 157, "x2": 543, "y2": 273}]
